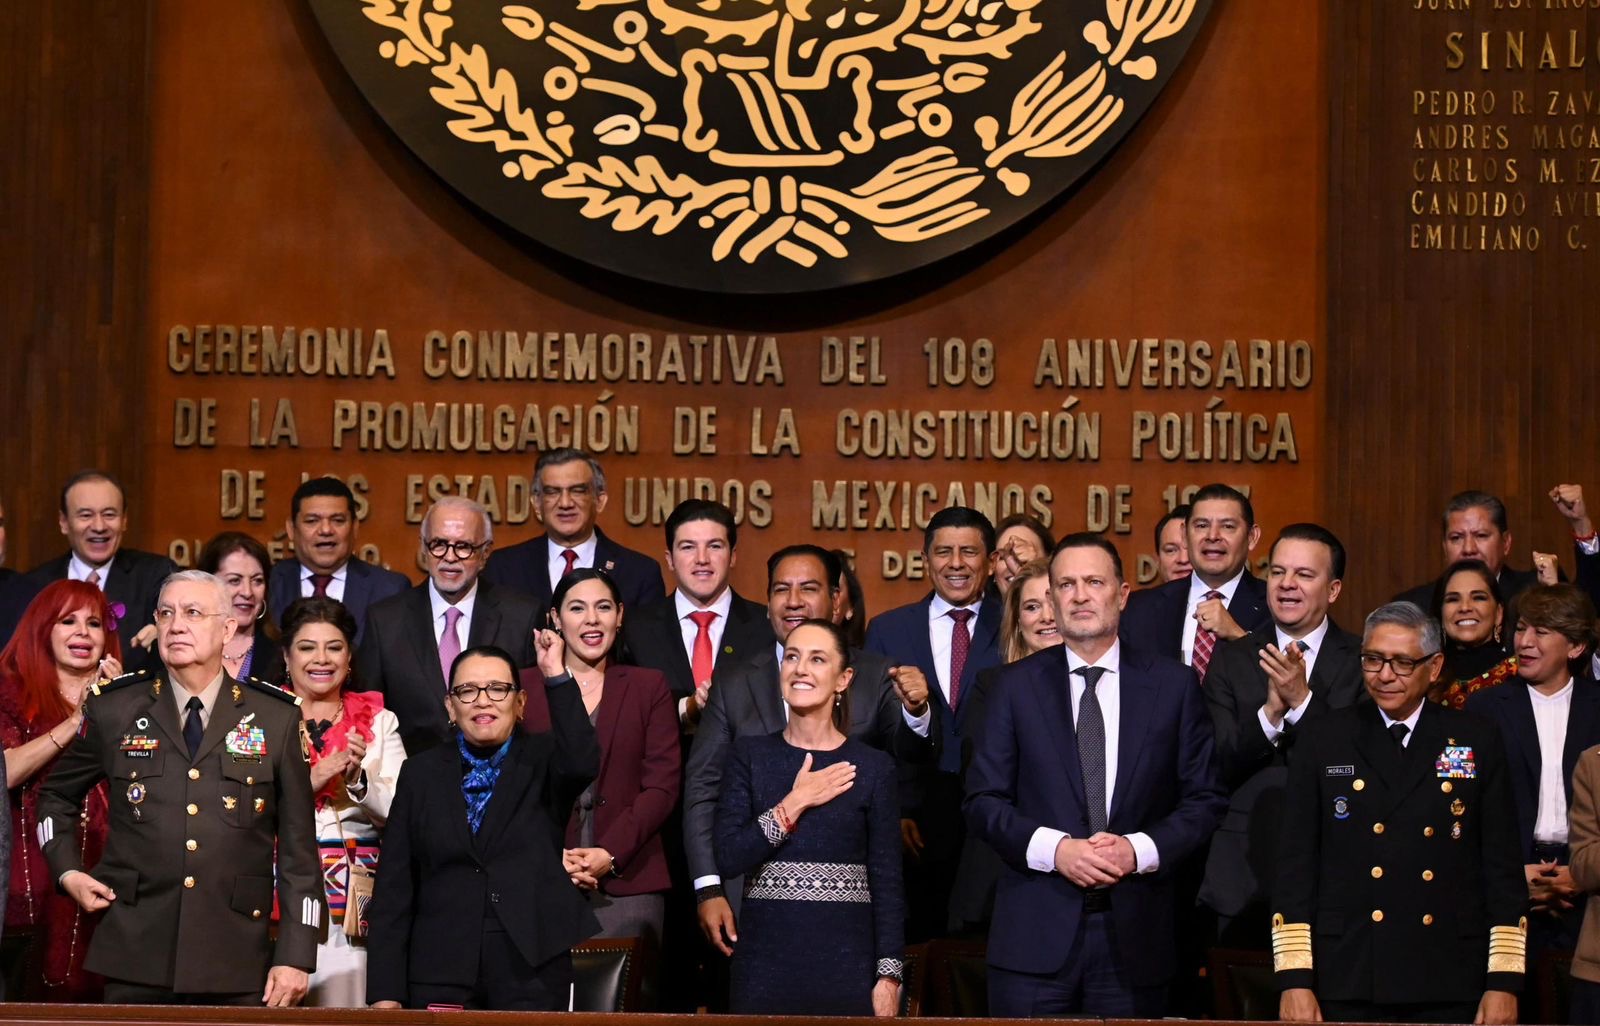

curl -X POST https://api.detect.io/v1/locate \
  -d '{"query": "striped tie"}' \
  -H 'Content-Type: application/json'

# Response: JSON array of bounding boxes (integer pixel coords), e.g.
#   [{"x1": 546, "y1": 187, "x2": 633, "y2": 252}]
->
[{"x1": 1191, "y1": 590, "x2": 1223, "y2": 683}]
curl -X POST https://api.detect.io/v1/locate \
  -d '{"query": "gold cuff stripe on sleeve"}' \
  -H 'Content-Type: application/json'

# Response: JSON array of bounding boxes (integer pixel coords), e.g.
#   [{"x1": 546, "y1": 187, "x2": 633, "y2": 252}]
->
[
  {"x1": 1487, "y1": 953, "x2": 1525, "y2": 974},
  {"x1": 1271, "y1": 916, "x2": 1314, "y2": 973},
  {"x1": 1487, "y1": 925, "x2": 1527, "y2": 974}
]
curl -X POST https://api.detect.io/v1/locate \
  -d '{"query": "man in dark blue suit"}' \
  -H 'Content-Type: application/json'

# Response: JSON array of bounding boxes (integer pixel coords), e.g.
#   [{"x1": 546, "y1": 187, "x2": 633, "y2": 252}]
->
[
  {"x1": 1120, "y1": 483, "x2": 1269, "y2": 684},
  {"x1": 481, "y1": 448, "x2": 664, "y2": 614},
  {"x1": 865, "y1": 506, "x2": 1002, "y2": 941},
  {"x1": 966, "y1": 532, "x2": 1225, "y2": 1016},
  {"x1": 267, "y1": 477, "x2": 410, "y2": 643}
]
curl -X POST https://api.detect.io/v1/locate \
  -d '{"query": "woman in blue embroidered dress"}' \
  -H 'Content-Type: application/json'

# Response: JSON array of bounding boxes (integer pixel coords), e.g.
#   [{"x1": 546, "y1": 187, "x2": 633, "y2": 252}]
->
[{"x1": 714, "y1": 619, "x2": 905, "y2": 1017}]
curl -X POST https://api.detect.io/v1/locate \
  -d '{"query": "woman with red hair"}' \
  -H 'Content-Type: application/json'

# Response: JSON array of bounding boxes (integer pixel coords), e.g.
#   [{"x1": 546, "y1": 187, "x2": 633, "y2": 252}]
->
[{"x1": 0, "y1": 579, "x2": 122, "y2": 1001}]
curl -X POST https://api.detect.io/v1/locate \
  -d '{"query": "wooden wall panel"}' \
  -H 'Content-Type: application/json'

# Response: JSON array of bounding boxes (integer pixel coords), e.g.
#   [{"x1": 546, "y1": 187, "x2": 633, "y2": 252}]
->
[
  {"x1": 0, "y1": 3, "x2": 153, "y2": 571},
  {"x1": 1327, "y1": 2, "x2": 1600, "y2": 619}
]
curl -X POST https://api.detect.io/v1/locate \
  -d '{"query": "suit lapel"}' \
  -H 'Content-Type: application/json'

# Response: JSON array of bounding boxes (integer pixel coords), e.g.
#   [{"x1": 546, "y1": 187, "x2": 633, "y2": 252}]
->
[
  {"x1": 1109, "y1": 653, "x2": 1154, "y2": 824},
  {"x1": 1563, "y1": 682, "x2": 1600, "y2": 799},
  {"x1": 405, "y1": 588, "x2": 444, "y2": 687},
  {"x1": 468, "y1": 583, "x2": 504, "y2": 648},
  {"x1": 1353, "y1": 703, "x2": 1401, "y2": 791},
  {"x1": 1380, "y1": 703, "x2": 1447, "y2": 817},
  {"x1": 655, "y1": 605, "x2": 694, "y2": 692},
  {"x1": 1035, "y1": 650, "x2": 1087, "y2": 812},
  {"x1": 1502, "y1": 686, "x2": 1542, "y2": 793},
  {"x1": 192, "y1": 675, "x2": 249, "y2": 765},
  {"x1": 142, "y1": 677, "x2": 186, "y2": 752},
  {"x1": 748, "y1": 651, "x2": 785, "y2": 732},
  {"x1": 342, "y1": 562, "x2": 369, "y2": 623},
  {"x1": 1227, "y1": 576, "x2": 1267, "y2": 632},
  {"x1": 474, "y1": 735, "x2": 533, "y2": 852},
  {"x1": 593, "y1": 669, "x2": 623, "y2": 782},
  {"x1": 1157, "y1": 581, "x2": 1188, "y2": 660}
]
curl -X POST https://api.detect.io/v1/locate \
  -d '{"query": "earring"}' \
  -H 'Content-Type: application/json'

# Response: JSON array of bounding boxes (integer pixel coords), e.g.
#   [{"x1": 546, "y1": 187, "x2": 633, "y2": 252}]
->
[{"x1": 834, "y1": 694, "x2": 842, "y2": 706}]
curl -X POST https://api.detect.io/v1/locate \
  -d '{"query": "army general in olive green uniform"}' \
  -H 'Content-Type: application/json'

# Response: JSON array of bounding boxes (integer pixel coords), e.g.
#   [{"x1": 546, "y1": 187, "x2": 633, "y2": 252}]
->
[{"x1": 36, "y1": 570, "x2": 323, "y2": 1005}]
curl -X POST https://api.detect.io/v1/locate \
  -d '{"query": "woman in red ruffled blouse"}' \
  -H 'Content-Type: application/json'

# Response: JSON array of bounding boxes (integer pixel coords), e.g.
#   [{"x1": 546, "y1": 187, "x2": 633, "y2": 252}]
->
[
  {"x1": 0, "y1": 580, "x2": 123, "y2": 1001},
  {"x1": 279, "y1": 597, "x2": 406, "y2": 1008}
]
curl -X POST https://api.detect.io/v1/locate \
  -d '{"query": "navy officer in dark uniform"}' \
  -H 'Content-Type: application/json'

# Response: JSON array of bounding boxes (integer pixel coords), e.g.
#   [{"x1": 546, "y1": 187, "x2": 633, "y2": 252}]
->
[
  {"x1": 36, "y1": 570, "x2": 323, "y2": 1005},
  {"x1": 1273, "y1": 601, "x2": 1526, "y2": 1024}
]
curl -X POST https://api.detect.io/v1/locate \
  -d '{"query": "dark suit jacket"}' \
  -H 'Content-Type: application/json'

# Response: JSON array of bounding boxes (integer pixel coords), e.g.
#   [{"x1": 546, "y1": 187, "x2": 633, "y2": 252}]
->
[
  {"x1": 1466, "y1": 677, "x2": 1600, "y2": 861},
  {"x1": 267, "y1": 557, "x2": 410, "y2": 644},
  {"x1": 243, "y1": 632, "x2": 285, "y2": 687},
  {"x1": 1273, "y1": 702, "x2": 1526, "y2": 1002},
  {"x1": 864, "y1": 592, "x2": 1002, "y2": 782},
  {"x1": 365, "y1": 679, "x2": 601, "y2": 1005},
  {"x1": 0, "y1": 548, "x2": 177, "y2": 667},
  {"x1": 1200, "y1": 621, "x2": 1367, "y2": 917},
  {"x1": 483, "y1": 527, "x2": 665, "y2": 615},
  {"x1": 1119, "y1": 572, "x2": 1271, "y2": 664},
  {"x1": 1575, "y1": 541, "x2": 1600, "y2": 613},
  {"x1": 965, "y1": 644, "x2": 1226, "y2": 984},
  {"x1": 682, "y1": 646, "x2": 937, "y2": 894},
  {"x1": 356, "y1": 580, "x2": 541, "y2": 756},
  {"x1": 621, "y1": 591, "x2": 774, "y2": 701},
  {"x1": 520, "y1": 663, "x2": 681, "y2": 896}
]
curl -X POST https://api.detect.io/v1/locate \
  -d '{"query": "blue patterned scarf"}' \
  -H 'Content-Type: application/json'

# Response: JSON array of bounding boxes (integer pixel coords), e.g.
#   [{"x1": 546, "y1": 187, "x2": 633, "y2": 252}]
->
[{"x1": 458, "y1": 734, "x2": 513, "y2": 834}]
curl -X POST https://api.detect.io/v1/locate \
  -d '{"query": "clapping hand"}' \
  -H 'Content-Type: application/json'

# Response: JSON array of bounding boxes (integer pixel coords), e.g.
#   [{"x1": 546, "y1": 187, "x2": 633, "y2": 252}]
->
[{"x1": 1260, "y1": 643, "x2": 1310, "y2": 725}]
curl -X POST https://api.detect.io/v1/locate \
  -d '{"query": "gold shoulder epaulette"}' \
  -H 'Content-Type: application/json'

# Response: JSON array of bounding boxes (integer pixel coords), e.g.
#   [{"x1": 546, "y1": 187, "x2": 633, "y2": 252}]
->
[
  {"x1": 240, "y1": 677, "x2": 301, "y2": 705},
  {"x1": 1487, "y1": 919, "x2": 1528, "y2": 975},
  {"x1": 1271, "y1": 912, "x2": 1313, "y2": 972},
  {"x1": 89, "y1": 668, "x2": 150, "y2": 698}
]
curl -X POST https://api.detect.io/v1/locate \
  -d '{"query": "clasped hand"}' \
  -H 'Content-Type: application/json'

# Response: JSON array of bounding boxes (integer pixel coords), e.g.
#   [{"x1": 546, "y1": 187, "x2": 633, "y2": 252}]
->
[{"x1": 1054, "y1": 832, "x2": 1135, "y2": 887}]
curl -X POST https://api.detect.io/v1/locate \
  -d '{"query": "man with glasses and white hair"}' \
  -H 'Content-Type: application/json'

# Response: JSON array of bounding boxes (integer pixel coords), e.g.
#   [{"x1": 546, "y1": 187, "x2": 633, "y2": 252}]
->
[
  {"x1": 1273, "y1": 601, "x2": 1527, "y2": 1024},
  {"x1": 358, "y1": 498, "x2": 542, "y2": 755},
  {"x1": 483, "y1": 448, "x2": 665, "y2": 614},
  {"x1": 35, "y1": 570, "x2": 322, "y2": 1005}
]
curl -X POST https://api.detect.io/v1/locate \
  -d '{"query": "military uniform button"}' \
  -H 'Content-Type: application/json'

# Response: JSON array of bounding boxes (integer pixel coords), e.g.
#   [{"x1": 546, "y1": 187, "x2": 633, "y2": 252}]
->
[
  {"x1": 1424, "y1": 826, "x2": 1435, "y2": 837},
  {"x1": 186, "y1": 803, "x2": 198, "y2": 816},
  {"x1": 1441, "y1": 781, "x2": 1453, "y2": 794},
  {"x1": 246, "y1": 776, "x2": 254, "y2": 786},
  {"x1": 186, "y1": 839, "x2": 198, "y2": 852},
  {"x1": 183, "y1": 876, "x2": 195, "y2": 889},
  {"x1": 1371, "y1": 866, "x2": 1383, "y2": 879},
  {"x1": 188, "y1": 768, "x2": 200, "y2": 780},
  {"x1": 1353, "y1": 779, "x2": 1365, "y2": 791},
  {"x1": 252, "y1": 910, "x2": 262, "y2": 919},
  {"x1": 1371, "y1": 910, "x2": 1384, "y2": 922},
  {"x1": 1422, "y1": 914, "x2": 1434, "y2": 926},
  {"x1": 1373, "y1": 822, "x2": 1385, "y2": 835},
  {"x1": 129, "y1": 771, "x2": 138, "y2": 781},
  {"x1": 1422, "y1": 870, "x2": 1434, "y2": 881}
]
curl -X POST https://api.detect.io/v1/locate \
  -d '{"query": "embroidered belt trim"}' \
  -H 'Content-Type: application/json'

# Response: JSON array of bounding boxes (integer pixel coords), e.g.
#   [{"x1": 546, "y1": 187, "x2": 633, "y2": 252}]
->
[{"x1": 746, "y1": 861, "x2": 871, "y2": 902}]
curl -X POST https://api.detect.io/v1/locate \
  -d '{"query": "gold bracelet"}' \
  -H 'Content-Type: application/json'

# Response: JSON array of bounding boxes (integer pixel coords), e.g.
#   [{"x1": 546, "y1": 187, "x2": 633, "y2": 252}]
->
[{"x1": 47, "y1": 732, "x2": 65, "y2": 751}]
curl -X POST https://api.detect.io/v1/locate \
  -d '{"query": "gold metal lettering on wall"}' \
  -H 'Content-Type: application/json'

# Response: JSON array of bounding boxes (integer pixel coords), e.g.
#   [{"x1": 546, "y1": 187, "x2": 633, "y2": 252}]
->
[{"x1": 311, "y1": 0, "x2": 1209, "y2": 292}]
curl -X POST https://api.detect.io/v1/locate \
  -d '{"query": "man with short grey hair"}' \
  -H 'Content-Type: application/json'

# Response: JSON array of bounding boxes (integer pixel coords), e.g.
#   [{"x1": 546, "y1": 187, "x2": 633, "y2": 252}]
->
[
  {"x1": 1273, "y1": 601, "x2": 1526, "y2": 1024},
  {"x1": 483, "y1": 448, "x2": 665, "y2": 613},
  {"x1": 358, "y1": 498, "x2": 541, "y2": 754},
  {"x1": 37, "y1": 571, "x2": 322, "y2": 1005}
]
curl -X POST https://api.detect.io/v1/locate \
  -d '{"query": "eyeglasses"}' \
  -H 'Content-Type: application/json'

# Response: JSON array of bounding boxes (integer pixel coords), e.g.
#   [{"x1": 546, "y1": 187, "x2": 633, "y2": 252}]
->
[
  {"x1": 539, "y1": 485, "x2": 593, "y2": 501},
  {"x1": 448, "y1": 681, "x2": 520, "y2": 702},
  {"x1": 425, "y1": 538, "x2": 487, "y2": 560},
  {"x1": 1359, "y1": 652, "x2": 1438, "y2": 677},
  {"x1": 155, "y1": 607, "x2": 226, "y2": 626}
]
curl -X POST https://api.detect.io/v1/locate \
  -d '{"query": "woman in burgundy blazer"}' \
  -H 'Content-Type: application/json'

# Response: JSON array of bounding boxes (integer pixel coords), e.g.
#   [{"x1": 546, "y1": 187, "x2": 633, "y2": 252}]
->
[{"x1": 520, "y1": 569, "x2": 681, "y2": 944}]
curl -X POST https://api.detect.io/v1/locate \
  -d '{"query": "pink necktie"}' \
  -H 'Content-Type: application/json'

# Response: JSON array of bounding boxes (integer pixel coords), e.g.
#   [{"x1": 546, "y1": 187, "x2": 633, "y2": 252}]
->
[
  {"x1": 689, "y1": 611, "x2": 718, "y2": 690},
  {"x1": 439, "y1": 606, "x2": 463, "y2": 687},
  {"x1": 1191, "y1": 590, "x2": 1223, "y2": 683},
  {"x1": 86, "y1": 570, "x2": 101, "y2": 588},
  {"x1": 949, "y1": 609, "x2": 973, "y2": 709}
]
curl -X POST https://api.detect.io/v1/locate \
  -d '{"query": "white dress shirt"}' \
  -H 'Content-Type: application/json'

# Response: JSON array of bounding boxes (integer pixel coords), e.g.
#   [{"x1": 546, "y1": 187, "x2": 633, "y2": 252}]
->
[
  {"x1": 928, "y1": 594, "x2": 984, "y2": 703},
  {"x1": 547, "y1": 535, "x2": 599, "y2": 591},
  {"x1": 1257, "y1": 616, "x2": 1332, "y2": 744},
  {"x1": 299, "y1": 563, "x2": 348, "y2": 602},
  {"x1": 1377, "y1": 701, "x2": 1425, "y2": 745},
  {"x1": 428, "y1": 581, "x2": 478, "y2": 648},
  {"x1": 1025, "y1": 641, "x2": 1160, "y2": 875},
  {"x1": 1531, "y1": 678, "x2": 1575, "y2": 844},
  {"x1": 1181, "y1": 569, "x2": 1246, "y2": 665},
  {"x1": 68, "y1": 553, "x2": 115, "y2": 588}
]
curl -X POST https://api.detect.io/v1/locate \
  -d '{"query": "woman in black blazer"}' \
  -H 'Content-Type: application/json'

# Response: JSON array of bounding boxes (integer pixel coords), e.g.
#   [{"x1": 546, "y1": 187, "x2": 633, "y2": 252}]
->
[{"x1": 366, "y1": 641, "x2": 600, "y2": 1010}]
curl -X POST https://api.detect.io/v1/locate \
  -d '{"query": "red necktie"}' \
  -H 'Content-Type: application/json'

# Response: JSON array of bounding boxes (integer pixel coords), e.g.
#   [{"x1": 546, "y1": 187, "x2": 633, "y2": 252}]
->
[
  {"x1": 310, "y1": 573, "x2": 333, "y2": 599},
  {"x1": 1191, "y1": 589, "x2": 1223, "y2": 683},
  {"x1": 948, "y1": 608, "x2": 973, "y2": 709},
  {"x1": 561, "y1": 549, "x2": 579, "y2": 578},
  {"x1": 689, "y1": 610, "x2": 718, "y2": 690}
]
